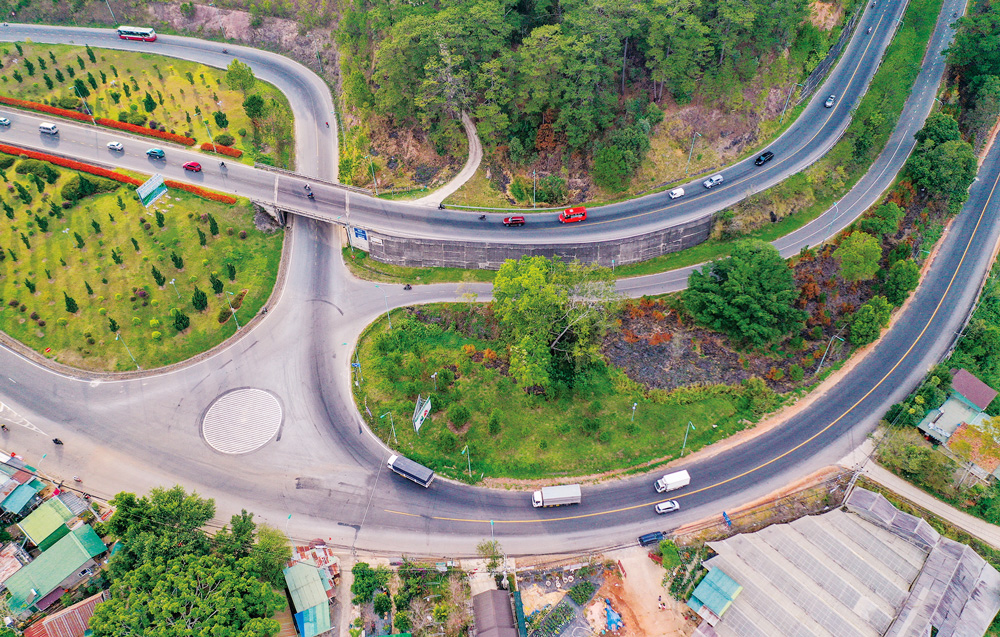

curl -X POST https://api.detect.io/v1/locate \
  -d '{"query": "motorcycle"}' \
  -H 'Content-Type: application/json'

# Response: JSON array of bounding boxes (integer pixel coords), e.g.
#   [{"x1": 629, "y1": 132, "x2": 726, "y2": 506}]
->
[
  {"x1": 403, "y1": 284, "x2": 412, "y2": 290},
  {"x1": 478, "y1": 214, "x2": 486, "y2": 220},
  {"x1": 868, "y1": 26, "x2": 872, "y2": 33},
  {"x1": 307, "y1": 192, "x2": 315, "y2": 200},
  {"x1": 52, "y1": 438, "x2": 64, "y2": 445}
]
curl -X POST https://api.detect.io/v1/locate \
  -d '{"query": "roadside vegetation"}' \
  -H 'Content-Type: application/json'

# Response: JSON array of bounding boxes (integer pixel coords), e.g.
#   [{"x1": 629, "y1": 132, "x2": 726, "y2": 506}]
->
[
  {"x1": 0, "y1": 151, "x2": 282, "y2": 371},
  {"x1": 0, "y1": 42, "x2": 295, "y2": 168},
  {"x1": 337, "y1": 0, "x2": 854, "y2": 201},
  {"x1": 350, "y1": 560, "x2": 471, "y2": 636},
  {"x1": 89, "y1": 486, "x2": 291, "y2": 636}
]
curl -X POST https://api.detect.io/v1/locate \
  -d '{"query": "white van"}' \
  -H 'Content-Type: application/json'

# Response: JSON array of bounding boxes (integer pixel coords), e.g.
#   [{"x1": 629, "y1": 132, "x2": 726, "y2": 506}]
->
[
  {"x1": 38, "y1": 122, "x2": 58, "y2": 135},
  {"x1": 668, "y1": 188, "x2": 685, "y2": 199}
]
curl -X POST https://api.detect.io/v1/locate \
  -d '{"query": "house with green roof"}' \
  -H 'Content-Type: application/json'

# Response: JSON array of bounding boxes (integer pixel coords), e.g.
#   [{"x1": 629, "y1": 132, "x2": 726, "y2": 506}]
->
[
  {"x1": 5, "y1": 525, "x2": 106, "y2": 616},
  {"x1": 283, "y1": 563, "x2": 332, "y2": 637},
  {"x1": 17, "y1": 499, "x2": 75, "y2": 551}
]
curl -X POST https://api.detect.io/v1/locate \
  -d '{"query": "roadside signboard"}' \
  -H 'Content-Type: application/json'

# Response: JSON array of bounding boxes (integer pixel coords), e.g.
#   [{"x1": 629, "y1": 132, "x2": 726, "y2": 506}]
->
[
  {"x1": 137, "y1": 174, "x2": 167, "y2": 208},
  {"x1": 412, "y1": 394, "x2": 432, "y2": 433}
]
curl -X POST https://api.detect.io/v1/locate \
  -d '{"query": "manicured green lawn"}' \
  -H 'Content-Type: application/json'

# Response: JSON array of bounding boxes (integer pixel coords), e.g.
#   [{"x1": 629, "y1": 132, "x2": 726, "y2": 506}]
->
[
  {"x1": 354, "y1": 309, "x2": 766, "y2": 481},
  {"x1": 0, "y1": 42, "x2": 294, "y2": 168},
  {"x1": 0, "y1": 156, "x2": 282, "y2": 371}
]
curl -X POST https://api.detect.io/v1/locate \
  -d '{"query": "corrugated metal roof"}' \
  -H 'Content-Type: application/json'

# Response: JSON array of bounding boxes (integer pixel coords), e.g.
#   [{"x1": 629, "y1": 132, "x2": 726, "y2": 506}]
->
[
  {"x1": 18, "y1": 499, "x2": 74, "y2": 546},
  {"x1": 283, "y1": 564, "x2": 329, "y2": 614},
  {"x1": 688, "y1": 568, "x2": 741, "y2": 617},
  {"x1": 2, "y1": 482, "x2": 41, "y2": 514},
  {"x1": 22, "y1": 590, "x2": 107, "y2": 637},
  {"x1": 0, "y1": 543, "x2": 26, "y2": 585},
  {"x1": 55, "y1": 493, "x2": 88, "y2": 517},
  {"x1": 472, "y1": 590, "x2": 518, "y2": 637},
  {"x1": 5, "y1": 526, "x2": 105, "y2": 613}
]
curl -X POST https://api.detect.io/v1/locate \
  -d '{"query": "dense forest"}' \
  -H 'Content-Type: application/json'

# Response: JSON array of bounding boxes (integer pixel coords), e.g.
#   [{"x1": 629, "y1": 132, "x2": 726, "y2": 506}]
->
[{"x1": 336, "y1": 0, "x2": 838, "y2": 194}]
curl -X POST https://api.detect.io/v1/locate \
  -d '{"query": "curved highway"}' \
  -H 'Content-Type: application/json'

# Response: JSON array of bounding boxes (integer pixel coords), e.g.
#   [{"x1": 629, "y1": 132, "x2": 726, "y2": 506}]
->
[{"x1": 0, "y1": 0, "x2": 989, "y2": 557}]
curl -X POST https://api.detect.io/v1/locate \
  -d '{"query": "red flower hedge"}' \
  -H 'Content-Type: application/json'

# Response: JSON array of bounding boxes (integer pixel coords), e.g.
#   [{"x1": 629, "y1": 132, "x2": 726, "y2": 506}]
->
[
  {"x1": 200, "y1": 142, "x2": 243, "y2": 158},
  {"x1": 0, "y1": 142, "x2": 141, "y2": 186},
  {"x1": 0, "y1": 95, "x2": 197, "y2": 146},
  {"x1": 164, "y1": 180, "x2": 238, "y2": 204},
  {"x1": 95, "y1": 118, "x2": 196, "y2": 146},
  {"x1": 0, "y1": 96, "x2": 92, "y2": 123},
  {"x1": 0, "y1": 143, "x2": 237, "y2": 203}
]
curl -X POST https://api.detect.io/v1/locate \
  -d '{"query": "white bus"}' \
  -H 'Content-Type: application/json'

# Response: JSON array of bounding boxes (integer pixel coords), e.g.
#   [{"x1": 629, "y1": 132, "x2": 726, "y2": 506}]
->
[{"x1": 117, "y1": 26, "x2": 157, "y2": 42}]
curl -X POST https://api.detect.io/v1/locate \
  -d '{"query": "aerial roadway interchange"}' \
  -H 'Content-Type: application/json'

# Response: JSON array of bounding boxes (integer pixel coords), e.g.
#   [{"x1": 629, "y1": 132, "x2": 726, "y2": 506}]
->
[{"x1": 0, "y1": 0, "x2": 993, "y2": 556}]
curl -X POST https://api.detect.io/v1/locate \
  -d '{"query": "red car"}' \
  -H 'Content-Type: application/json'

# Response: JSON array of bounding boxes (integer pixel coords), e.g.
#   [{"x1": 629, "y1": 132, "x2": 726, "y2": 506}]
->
[
  {"x1": 182, "y1": 161, "x2": 202, "y2": 172},
  {"x1": 559, "y1": 206, "x2": 587, "y2": 223},
  {"x1": 503, "y1": 215, "x2": 526, "y2": 227}
]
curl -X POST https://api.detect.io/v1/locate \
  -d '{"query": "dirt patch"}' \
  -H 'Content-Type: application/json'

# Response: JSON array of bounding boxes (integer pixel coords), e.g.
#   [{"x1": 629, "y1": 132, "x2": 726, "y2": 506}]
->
[{"x1": 810, "y1": 0, "x2": 845, "y2": 30}]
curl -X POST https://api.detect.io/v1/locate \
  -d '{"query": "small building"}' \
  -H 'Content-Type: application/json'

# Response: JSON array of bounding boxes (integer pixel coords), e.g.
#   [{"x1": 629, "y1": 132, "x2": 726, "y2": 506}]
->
[
  {"x1": 472, "y1": 590, "x2": 518, "y2": 637},
  {"x1": 5, "y1": 525, "x2": 106, "y2": 616},
  {"x1": 917, "y1": 369, "x2": 998, "y2": 445},
  {"x1": 1, "y1": 479, "x2": 45, "y2": 515},
  {"x1": 0, "y1": 542, "x2": 30, "y2": 590},
  {"x1": 23, "y1": 590, "x2": 108, "y2": 637},
  {"x1": 950, "y1": 368, "x2": 998, "y2": 412},
  {"x1": 18, "y1": 499, "x2": 75, "y2": 551},
  {"x1": 283, "y1": 563, "x2": 332, "y2": 637}
]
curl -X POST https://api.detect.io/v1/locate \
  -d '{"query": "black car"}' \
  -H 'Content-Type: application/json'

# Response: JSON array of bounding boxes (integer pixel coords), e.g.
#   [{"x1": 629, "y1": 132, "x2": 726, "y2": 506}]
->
[
  {"x1": 754, "y1": 151, "x2": 774, "y2": 166},
  {"x1": 638, "y1": 531, "x2": 664, "y2": 547}
]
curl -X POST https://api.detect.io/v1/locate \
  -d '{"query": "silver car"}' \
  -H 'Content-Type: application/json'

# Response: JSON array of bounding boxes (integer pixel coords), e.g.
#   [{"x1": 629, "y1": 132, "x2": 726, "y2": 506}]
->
[
  {"x1": 703, "y1": 174, "x2": 723, "y2": 189},
  {"x1": 825, "y1": 94, "x2": 836, "y2": 108},
  {"x1": 655, "y1": 500, "x2": 681, "y2": 514}
]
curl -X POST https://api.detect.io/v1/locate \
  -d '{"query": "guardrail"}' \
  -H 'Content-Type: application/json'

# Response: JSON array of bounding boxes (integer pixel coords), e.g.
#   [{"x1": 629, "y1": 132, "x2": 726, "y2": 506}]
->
[{"x1": 253, "y1": 162, "x2": 372, "y2": 196}]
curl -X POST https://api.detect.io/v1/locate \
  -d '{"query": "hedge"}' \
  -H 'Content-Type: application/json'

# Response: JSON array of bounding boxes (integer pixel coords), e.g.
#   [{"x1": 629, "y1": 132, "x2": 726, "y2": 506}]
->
[
  {"x1": 0, "y1": 95, "x2": 196, "y2": 146},
  {"x1": 200, "y1": 142, "x2": 243, "y2": 158},
  {"x1": 0, "y1": 143, "x2": 238, "y2": 204}
]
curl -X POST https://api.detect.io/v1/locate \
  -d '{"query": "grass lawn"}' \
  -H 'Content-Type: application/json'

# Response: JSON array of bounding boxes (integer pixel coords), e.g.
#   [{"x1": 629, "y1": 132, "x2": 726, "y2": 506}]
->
[
  {"x1": 0, "y1": 42, "x2": 294, "y2": 168},
  {"x1": 354, "y1": 309, "x2": 777, "y2": 481},
  {"x1": 0, "y1": 154, "x2": 282, "y2": 371}
]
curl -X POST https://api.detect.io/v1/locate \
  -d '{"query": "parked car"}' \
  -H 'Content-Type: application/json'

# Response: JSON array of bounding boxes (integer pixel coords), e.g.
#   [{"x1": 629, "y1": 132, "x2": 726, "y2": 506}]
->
[
  {"x1": 655, "y1": 500, "x2": 681, "y2": 514},
  {"x1": 754, "y1": 151, "x2": 774, "y2": 166},
  {"x1": 825, "y1": 94, "x2": 836, "y2": 108},
  {"x1": 503, "y1": 215, "x2": 526, "y2": 227},
  {"x1": 559, "y1": 207, "x2": 587, "y2": 223},
  {"x1": 638, "y1": 531, "x2": 665, "y2": 546},
  {"x1": 182, "y1": 161, "x2": 202, "y2": 172},
  {"x1": 107, "y1": 141, "x2": 123, "y2": 151},
  {"x1": 146, "y1": 148, "x2": 165, "y2": 159},
  {"x1": 668, "y1": 188, "x2": 685, "y2": 199},
  {"x1": 0, "y1": 117, "x2": 9, "y2": 127},
  {"x1": 703, "y1": 174, "x2": 724, "y2": 189}
]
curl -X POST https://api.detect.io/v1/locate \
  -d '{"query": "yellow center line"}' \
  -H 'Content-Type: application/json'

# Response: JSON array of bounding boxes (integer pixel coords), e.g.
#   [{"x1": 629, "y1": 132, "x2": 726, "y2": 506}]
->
[{"x1": 386, "y1": 159, "x2": 1000, "y2": 526}]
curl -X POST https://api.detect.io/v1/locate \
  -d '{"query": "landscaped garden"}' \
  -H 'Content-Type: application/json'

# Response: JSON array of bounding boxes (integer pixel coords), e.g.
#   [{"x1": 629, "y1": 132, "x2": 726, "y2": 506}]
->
[
  {"x1": 0, "y1": 42, "x2": 295, "y2": 167},
  {"x1": 0, "y1": 151, "x2": 282, "y2": 371}
]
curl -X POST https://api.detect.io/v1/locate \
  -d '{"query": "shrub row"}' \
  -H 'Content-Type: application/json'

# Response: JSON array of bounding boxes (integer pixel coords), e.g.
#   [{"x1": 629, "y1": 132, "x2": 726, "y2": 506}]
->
[
  {"x1": 0, "y1": 143, "x2": 237, "y2": 204},
  {"x1": 0, "y1": 95, "x2": 197, "y2": 146},
  {"x1": 200, "y1": 142, "x2": 243, "y2": 158}
]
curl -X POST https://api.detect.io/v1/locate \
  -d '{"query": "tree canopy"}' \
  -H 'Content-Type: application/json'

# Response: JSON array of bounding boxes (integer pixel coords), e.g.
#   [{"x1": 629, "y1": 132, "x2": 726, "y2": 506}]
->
[
  {"x1": 850, "y1": 295, "x2": 892, "y2": 346},
  {"x1": 492, "y1": 256, "x2": 618, "y2": 392},
  {"x1": 834, "y1": 231, "x2": 882, "y2": 282},
  {"x1": 91, "y1": 487, "x2": 289, "y2": 637},
  {"x1": 683, "y1": 240, "x2": 805, "y2": 345},
  {"x1": 906, "y1": 113, "x2": 977, "y2": 208},
  {"x1": 225, "y1": 59, "x2": 257, "y2": 93}
]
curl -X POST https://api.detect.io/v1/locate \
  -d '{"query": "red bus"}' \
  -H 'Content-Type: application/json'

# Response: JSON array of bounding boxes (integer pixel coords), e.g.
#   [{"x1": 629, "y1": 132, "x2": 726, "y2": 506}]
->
[
  {"x1": 117, "y1": 26, "x2": 157, "y2": 42},
  {"x1": 559, "y1": 206, "x2": 587, "y2": 223}
]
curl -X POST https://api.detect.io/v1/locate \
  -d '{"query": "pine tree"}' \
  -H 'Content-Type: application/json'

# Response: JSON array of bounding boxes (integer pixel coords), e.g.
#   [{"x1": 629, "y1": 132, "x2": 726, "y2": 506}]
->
[
  {"x1": 24, "y1": 279, "x2": 35, "y2": 294},
  {"x1": 64, "y1": 292, "x2": 78, "y2": 313},
  {"x1": 130, "y1": 237, "x2": 140, "y2": 251},
  {"x1": 209, "y1": 273, "x2": 223, "y2": 295},
  {"x1": 170, "y1": 252, "x2": 184, "y2": 270},
  {"x1": 91, "y1": 219, "x2": 101, "y2": 235},
  {"x1": 84, "y1": 281, "x2": 93, "y2": 296},
  {"x1": 208, "y1": 214, "x2": 219, "y2": 236},
  {"x1": 226, "y1": 263, "x2": 236, "y2": 281},
  {"x1": 19, "y1": 233, "x2": 29, "y2": 249},
  {"x1": 197, "y1": 228, "x2": 207, "y2": 246},
  {"x1": 191, "y1": 287, "x2": 208, "y2": 311},
  {"x1": 108, "y1": 317, "x2": 119, "y2": 333},
  {"x1": 74, "y1": 232, "x2": 84, "y2": 249},
  {"x1": 155, "y1": 211, "x2": 165, "y2": 228},
  {"x1": 85, "y1": 44, "x2": 96, "y2": 63},
  {"x1": 151, "y1": 265, "x2": 165, "y2": 286},
  {"x1": 173, "y1": 310, "x2": 190, "y2": 332}
]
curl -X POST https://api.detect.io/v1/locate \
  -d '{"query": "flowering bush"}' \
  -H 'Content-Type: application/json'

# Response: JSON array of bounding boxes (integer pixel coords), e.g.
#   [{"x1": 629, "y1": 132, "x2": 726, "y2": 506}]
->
[
  {"x1": 164, "y1": 180, "x2": 237, "y2": 204},
  {"x1": 200, "y1": 143, "x2": 243, "y2": 158},
  {"x1": 0, "y1": 96, "x2": 91, "y2": 122},
  {"x1": 95, "y1": 118, "x2": 196, "y2": 146}
]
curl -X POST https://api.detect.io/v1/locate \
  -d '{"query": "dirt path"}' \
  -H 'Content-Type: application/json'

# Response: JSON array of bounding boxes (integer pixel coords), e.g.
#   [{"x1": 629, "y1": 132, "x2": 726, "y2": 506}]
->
[
  {"x1": 606, "y1": 547, "x2": 695, "y2": 637},
  {"x1": 412, "y1": 112, "x2": 483, "y2": 206}
]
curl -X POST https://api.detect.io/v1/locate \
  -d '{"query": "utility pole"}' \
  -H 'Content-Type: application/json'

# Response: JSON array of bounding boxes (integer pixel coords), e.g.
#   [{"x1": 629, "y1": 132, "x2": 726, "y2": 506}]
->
[
  {"x1": 779, "y1": 83, "x2": 805, "y2": 124},
  {"x1": 380, "y1": 412, "x2": 397, "y2": 445},
  {"x1": 681, "y1": 421, "x2": 696, "y2": 456},
  {"x1": 686, "y1": 132, "x2": 701, "y2": 175}
]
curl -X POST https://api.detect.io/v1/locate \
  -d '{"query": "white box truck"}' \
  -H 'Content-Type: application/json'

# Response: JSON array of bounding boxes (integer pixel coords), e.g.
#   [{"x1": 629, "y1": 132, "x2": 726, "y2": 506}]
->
[
  {"x1": 387, "y1": 454, "x2": 435, "y2": 488},
  {"x1": 532, "y1": 484, "x2": 582, "y2": 507},
  {"x1": 654, "y1": 470, "x2": 691, "y2": 493}
]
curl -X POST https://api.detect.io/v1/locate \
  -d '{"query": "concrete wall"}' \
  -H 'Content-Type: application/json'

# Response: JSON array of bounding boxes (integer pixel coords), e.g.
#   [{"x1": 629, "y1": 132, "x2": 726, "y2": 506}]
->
[{"x1": 366, "y1": 214, "x2": 714, "y2": 269}]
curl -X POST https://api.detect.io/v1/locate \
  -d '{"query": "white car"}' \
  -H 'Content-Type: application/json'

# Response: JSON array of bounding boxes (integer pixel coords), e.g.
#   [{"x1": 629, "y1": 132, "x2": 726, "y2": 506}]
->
[
  {"x1": 668, "y1": 188, "x2": 685, "y2": 199},
  {"x1": 107, "y1": 141, "x2": 124, "y2": 152},
  {"x1": 703, "y1": 174, "x2": 724, "y2": 189},
  {"x1": 825, "y1": 94, "x2": 836, "y2": 108},
  {"x1": 655, "y1": 500, "x2": 681, "y2": 514},
  {"x1": 0, "y1": 117, "x2": 9, "y2": 126}
]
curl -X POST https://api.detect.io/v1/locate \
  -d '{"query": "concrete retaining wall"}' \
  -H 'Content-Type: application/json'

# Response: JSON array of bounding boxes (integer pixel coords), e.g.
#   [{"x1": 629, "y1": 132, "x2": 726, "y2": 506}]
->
[{"x1": 366, "y1": 214, "x2": 714, "y2": 269}]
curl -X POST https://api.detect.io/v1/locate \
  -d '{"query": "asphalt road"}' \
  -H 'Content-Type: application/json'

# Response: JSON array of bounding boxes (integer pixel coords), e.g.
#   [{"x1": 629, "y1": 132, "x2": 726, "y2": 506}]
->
[
  {"x1": 0, "y1": 0, "x2": 989, "y2": 557},
  {"x1": 1, "y1": 1, "x2": 918, "y2": 243}
]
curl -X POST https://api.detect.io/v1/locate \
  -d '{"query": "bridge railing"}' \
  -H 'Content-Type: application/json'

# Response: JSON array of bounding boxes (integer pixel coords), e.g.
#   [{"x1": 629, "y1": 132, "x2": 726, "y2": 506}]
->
[{"x1": 253, "y1": 162, "x2": 373, "y2": 196}]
